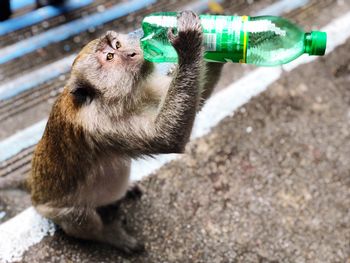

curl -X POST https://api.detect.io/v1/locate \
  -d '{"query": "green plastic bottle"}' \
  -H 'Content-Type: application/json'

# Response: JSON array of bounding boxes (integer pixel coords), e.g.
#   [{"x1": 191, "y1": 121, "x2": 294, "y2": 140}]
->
[{"x1": 140, "y1": 12, "x2": 327, "y2": 66}]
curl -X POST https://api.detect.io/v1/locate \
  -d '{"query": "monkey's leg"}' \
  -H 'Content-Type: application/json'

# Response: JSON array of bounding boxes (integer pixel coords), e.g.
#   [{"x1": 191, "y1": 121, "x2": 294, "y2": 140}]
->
[
  {"x1": 97, "y1": 185, "x2": 143, "y2": 224},
  {"x1": 100, "y1": 218, "x2": 144, "y2": 254},
  {"x1": 36, "y1": 205, "x2": 144, "y2": 253},
  {"x1": 97, "y1": 202, "x2": 121, "y2": 225},
  {"x1": 125, "y1": 184, "x2": 143, "y2": 200}
]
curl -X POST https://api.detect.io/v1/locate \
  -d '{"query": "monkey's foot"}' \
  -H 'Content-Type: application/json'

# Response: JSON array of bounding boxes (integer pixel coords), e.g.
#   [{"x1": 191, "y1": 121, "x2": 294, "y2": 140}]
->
[
  {"x1": 105, "y1": 219, "x2": 145, "y2": 254},
  {"x1": 119, "y1": 237, "x2": 145, "y2": 255}
]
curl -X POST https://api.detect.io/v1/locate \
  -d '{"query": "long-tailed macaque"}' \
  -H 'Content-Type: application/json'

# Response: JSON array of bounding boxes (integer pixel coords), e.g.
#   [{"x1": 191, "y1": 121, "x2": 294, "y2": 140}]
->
[{"x1": 27, "y1": 11, "x2": 223, "y2": 253}]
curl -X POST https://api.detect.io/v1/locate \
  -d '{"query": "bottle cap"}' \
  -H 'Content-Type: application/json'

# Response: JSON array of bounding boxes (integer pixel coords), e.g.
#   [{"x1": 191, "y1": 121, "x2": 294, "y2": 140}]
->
[{"x1": 306, "y1": 31, "x2": 327, "y2": 56}]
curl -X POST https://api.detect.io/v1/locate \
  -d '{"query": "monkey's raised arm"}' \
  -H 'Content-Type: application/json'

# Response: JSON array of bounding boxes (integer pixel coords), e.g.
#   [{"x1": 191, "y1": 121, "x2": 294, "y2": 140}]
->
[{"x1": 97, "y1": 11, "x2": 204, "y2": 156}]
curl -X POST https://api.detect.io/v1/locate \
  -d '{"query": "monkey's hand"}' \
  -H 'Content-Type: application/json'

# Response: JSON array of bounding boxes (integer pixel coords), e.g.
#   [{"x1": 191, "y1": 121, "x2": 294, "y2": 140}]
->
[{"x1": 168, "y1": 11, "x2": 203, "y2": 64}]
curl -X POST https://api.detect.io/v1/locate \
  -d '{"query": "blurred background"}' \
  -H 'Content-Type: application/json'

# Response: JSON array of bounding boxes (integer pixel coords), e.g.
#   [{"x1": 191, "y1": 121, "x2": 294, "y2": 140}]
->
[{"x1": 0, "y1": 0, "x2": 349, "y2": 262}]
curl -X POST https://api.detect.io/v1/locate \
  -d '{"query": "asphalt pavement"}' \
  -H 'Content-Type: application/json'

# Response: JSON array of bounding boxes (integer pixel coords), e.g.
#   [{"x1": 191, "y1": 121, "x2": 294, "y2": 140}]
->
[{"x1": 0, "y1": 0, "x2": 349, "y2": 262}]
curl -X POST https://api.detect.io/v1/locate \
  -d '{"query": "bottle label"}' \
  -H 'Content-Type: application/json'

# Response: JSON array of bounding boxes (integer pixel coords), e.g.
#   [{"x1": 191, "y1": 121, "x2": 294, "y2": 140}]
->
[{"x1": 201, "y1": 15, "x2": 249, "y2": 63}]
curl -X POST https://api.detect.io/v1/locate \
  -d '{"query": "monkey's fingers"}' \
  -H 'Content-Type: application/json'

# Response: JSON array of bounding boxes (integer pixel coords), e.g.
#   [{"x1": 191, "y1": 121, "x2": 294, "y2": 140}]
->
[
  {"x1": 167, "y1": 27, "x2": 177, "y2": 44},
  {"x1": 168, "y1": 12, "x2": 203, "y2": 63},
  {"x1": 177, "y1": 10, "x2": 201, "y2": 34},
  {"x1": 106, "y1": 220, "x2": 145, "y2": 254}
]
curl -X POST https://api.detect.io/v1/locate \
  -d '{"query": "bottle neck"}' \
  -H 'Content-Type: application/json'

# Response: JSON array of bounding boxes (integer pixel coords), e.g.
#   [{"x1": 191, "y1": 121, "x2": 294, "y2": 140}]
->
[{"x1": 304, "y1": 33, "x2": 313, "y2": 55}]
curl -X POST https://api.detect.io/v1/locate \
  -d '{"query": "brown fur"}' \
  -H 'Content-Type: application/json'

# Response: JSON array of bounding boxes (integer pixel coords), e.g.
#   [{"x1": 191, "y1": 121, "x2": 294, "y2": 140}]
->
[
  {"x1": 27, "y1": 11, "x2": 223, "y2": 253},
  {"x1": 29, "y1": 89, "x2": 87, "y2": 205}
]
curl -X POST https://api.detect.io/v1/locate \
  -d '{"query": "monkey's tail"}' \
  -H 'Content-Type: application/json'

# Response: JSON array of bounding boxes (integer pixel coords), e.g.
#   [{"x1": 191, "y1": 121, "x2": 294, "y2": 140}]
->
[{"x1": 0, "y1": 173, "x2": 28, "y2": 191}]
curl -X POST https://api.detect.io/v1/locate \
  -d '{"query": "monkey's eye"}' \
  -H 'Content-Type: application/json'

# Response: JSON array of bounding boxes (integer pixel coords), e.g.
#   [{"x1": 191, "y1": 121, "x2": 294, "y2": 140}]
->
[
  {"x1": 106, "y1": 53, "x2": 114, "y2": 61},
  {"x1": 115, "y1": 41, "x2": 121, "y2": 49}
]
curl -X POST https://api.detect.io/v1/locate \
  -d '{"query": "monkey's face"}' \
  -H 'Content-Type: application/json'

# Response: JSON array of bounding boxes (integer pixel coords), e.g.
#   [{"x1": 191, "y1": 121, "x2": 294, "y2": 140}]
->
[
  {"x1": 96, "y1": 31, "x2": 144, "y2": 73},
  {"x1": 71, "y1": 31, "x2": 153, "y2": 101}
]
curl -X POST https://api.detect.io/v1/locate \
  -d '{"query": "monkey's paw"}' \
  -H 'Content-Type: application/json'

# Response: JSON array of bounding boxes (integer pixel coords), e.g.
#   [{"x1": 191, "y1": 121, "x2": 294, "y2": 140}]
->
[
  {"x1": 108, "y1": 220, "x2": 145, "y2": 254},
  {"x1": 168, "y1": 10, "x2": 203, "y2": 61},
  {"x1": 120, "y1": 237, "x2": 145, "y2": 255}
]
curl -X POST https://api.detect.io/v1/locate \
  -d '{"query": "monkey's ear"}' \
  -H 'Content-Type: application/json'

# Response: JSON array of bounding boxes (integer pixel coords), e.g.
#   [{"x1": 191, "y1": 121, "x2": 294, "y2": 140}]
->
[{"x1": 70, "y1": 80, "x2": 97, "y2": 105}]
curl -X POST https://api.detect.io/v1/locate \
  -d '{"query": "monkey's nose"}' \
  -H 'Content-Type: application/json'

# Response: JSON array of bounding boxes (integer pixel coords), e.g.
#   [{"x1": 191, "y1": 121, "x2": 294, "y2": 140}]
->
[
  {"x1": 125, "y1": 49, "x2": 142, "y2": 60},
  {"x1": 128, "y1": 52, "x2": 137, "y2": 58}
]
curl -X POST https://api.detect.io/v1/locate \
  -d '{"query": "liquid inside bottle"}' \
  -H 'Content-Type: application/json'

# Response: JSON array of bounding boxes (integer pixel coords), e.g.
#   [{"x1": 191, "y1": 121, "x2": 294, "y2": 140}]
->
[{"x1": 140, "y1": 12, "x2": 327, "y2": 66}]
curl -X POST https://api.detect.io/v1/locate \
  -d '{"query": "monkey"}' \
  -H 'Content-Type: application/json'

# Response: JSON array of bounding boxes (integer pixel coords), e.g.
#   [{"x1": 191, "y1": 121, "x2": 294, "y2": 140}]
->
[{"x1": 24, "y1": 11, "x2": 224, "y2": 253}]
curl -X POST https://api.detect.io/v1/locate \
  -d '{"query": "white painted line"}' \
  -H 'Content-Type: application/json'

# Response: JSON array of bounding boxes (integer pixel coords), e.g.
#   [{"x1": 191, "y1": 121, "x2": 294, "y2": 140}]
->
[
  {"x1": 0, "y1": 119, "x2": 47, "y2": 163},
  {"x1": 0, "y1": 212, "x2": 5, "y2": 220},
  {"x1": 0, "y1": 207, "x2": 55, "y2": 263},
  {"x1": 2, "y1": 7, "x2": 350, "y2": 263}
]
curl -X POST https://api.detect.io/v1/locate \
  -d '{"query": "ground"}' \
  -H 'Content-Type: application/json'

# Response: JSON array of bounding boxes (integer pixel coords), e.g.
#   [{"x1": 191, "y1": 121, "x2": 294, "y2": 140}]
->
[{"x1": 0, "y1": 0, "x2": 349, "y2": 262}]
